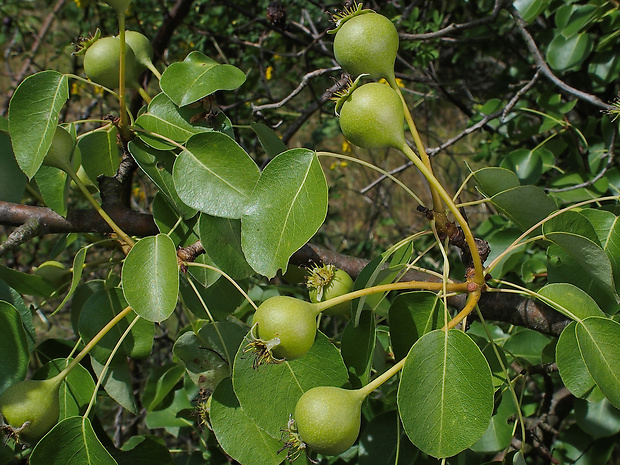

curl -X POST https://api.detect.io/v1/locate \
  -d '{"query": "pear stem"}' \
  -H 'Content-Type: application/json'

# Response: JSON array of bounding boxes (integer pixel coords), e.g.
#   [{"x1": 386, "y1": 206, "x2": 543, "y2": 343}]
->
[
  {"x1": 117, "y1": 13, "x2": 129, "y2": 129},
  {"x1": 58, "y1": 305, "x2": 134, "y2": 381},
  {"x1": 314, "y1": 280, "x2": 469, "y2": 313}
]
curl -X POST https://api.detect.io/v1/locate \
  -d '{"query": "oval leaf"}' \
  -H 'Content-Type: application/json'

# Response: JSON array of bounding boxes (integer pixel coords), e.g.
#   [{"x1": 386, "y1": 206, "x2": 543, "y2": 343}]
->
[
  {"x1": 547, "y1": 32, "x2": 593, "y2": 71},
  {"x1": 77, "y1": 124, "x2": 120, "y2": 180},
  {"x1": 173, "y1": 132, "x2": 260, "y2": 218},
  {"x1": 241, "y1": 149, "x2": 328, "y2": 278},
  {"x1": 122, "y1": 234, "x2": 179, "y2": 322},
  {"x1": 8, "y1": 71, "x2": 69, "y2": 178},
  {"x1": 537, "y1": 283, "x2": 605, "y2": 322},
  {"x1": 398, "y1": 329, "x2": 494, "y2": 458},
  {"x1": 160, "y1": 51, "x2": 246, "y2": 107}
]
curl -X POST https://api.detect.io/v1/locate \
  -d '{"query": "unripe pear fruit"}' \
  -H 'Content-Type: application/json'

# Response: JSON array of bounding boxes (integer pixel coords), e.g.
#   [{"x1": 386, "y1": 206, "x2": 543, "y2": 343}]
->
[
  {"x1": 338, "y1": 82, "x2": 406, "y2": 150},
  {"x1": 0, "y1": 375, "x2": 63, "y2": 442},
  {"x1": 83, "y1": 36, "x2": 140, "y2": 89},
  {"x1": 253, "y1": 296, "x2": 320, "y2": 360},
  {"x1": 294, "y1": 386, "x2": 363, "y2": 455},
  {"x1": 43, "y1": 127, "x2": 74, "y2": 171}
]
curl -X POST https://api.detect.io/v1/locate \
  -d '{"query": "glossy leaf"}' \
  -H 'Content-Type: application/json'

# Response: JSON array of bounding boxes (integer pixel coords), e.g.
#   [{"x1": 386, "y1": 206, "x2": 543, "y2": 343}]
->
[
  {"x1": 503, "y1": 329, "x2": 551, "y2": 365},
  {"x1": 398, "y1": 329, "x2": 493, "y2": 458},
  {"x1": 141, "y1": 363, "x2": 186, "y2": 411},
  {"x1": 0, "y1": 301, "x2": 29, "y2": 395},
  {"x1": 0, "y1": 130, "x2": 26, "y2": 202},
  {"x1": 250, "y1": 123, "x2": 287, "y2": 158},
  {"x1": 514, "y1": 0, "x2": 550, "y2": 23},
  {"x1": 211, "y1": 378, "x2": 283, "y2": 465},
  {"x1": 580, "y1": 209, "x2": 620, "y2": 296},
  {"x1": 151, "y1": 193, "x2": 199, "y2": 248},
  {"x1": 389, "y1": 291, "x2": 446, "y2": 361},
  {"x1": 91, "y1": 357, "x2": 138, "y2": 414},
  {"x1": 241, "y1": 149, "x2": 328, "y2": 278},
  {"x1": 537, "y1": 283, "x2": 605, "y2": 321},
  {"x1": 8, "y1": 71, "x2": 69, "y2": 178},
  {"x1": 0, "y1": 280, "x2": 35, "y2": 349},
  {"x1": 35, "y1": 165, "x2": 70, "y2": 217},
  {"x1": 232, "y1": 331, "x2": 348, "y2": 438},
  {"x1": 78, "y1": 288, "x2": 154, "y2": 364},
  {"x1": 173, "y1": 132, "x2": 260, "y2": 218},
  {"x1": 543, "y1": 211, "x2": 617, "y2": 301},
  {"x1": 114, "y1": 436, "x2": 175, "y2": 465},
  {"x1": 557, "y1": 322, "x2": 603, "y2": 401},
  {"x1": 77, "y1": 125, "x2": 119, "y2": 181},
  {"x1": 179, "y1": 273, "x2": 247, "y2": 320},
  {"x1": 30, "y1": 417, "x2": 117, "y2": 465},
  {"x1": 341, "y1": 310, "x2": 376, "y2": 388},
  {"x1": 160, "y1": 51, "x2": 246, "y2": 106},
  {"x1": 576, "y1": 317, "x2": 620, "y2": 409},
  {"x1": 172, "y1": 321, "x2": 247, "y2": 391},
  {"x1": 0, "y1": 264, "x2": 56, "y2": 297},
  {"x1": 473, "y1": 167, "x2": 520, "y2": 197},
  {"x1": 129, "y1": 139, "x2": 196, "y2": 219},
  {"x1": 490, "y1": 185, "x2": 556, "y2": 231},
  {"x1": 499, "y1": 148, "x2": 543, "y2": 185},
  {"x1": 198, "y1": 214, "x2": 254, "y2": 279},
  {"x1": 471, "y1": 391, "x2": 517, "y2": 453},
  {"x1": 134, "y1": 92, "x2": 232, "y2": 150},
  {"x1": 122, "y1": 234, "x2": 179, "y2": 322},
  {"x1": 547, "y1": 32, "x2": 593, "y2": 71},
  {"x1": 574, "y1": 397, "x2": 620, "y2": 439}
]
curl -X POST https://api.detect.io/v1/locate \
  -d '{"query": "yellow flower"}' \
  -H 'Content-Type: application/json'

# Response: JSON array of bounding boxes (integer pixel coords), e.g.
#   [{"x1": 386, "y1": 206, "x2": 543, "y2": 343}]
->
[
  {"x1": 265, "y1": 66, "x2": 274, "y2": 81},
  {"x1": 341, "y1": 139, "x2": 352, "y2": 153},
  {"x1": 132, "y1": 187, "x2": 145, "y2": 202},
  {"x1": 330, "y1": 161, "x2": 348, "y2": 170},
  {"x1": 394, "y1": 78, "x2": 405, "y2": 88}
]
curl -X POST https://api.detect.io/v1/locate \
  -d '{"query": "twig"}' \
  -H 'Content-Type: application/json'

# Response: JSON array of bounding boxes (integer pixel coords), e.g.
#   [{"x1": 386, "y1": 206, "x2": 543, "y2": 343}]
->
[
  {"x1": 399, "y1": 0, "x2": 507, "y2": 40},
  {"x1": 0, "y1": 217, "x2": 40, "y2": 258},
  {"x1": 508, "y1": 4, "x2": 614, "y2": 111},
  {"x1": 252, "y1": 66, "x2": 340, "y2": 113}
]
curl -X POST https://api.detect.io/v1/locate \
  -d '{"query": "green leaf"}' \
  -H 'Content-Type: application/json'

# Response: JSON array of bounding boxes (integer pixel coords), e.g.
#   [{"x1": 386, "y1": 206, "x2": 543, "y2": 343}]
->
[
  {"x1": 34, "y1": 358, "x2": 96, "y2": 420},
  {"x1": 473, "y1": 167, "x2": 520, "y2": 198},
  {"x1": 141, "y1": 363, "x2": 186, "y2": 411},
  {"x1": 576, "y1": 317, "x2": 620, "y2": 409},
  {"x1": 0, "y1": 280, "x2": 36, "y2": 349},
  {"x1": 35, "y1": 165, "x2": 70, "y2": 217},
  {"x1": 398, "y1": 329, "x2": 494, "y2": 458},
  {"x1": 179, "y1": 273, "x2": 248, "y2": 320},
  {"x1": 0, "y1": 131, "x2": 26, "y2": 202},
  {"x1": 543, "y1": 211, "x2": 618, "y2": 301},
  {"x1": 557, "y1": 322, "x2": 603, "y2": 401},
  {"x1": 122, "y1": 234, "x2": 179, "y2": 322},
  {"x1": 210, "y1": 378, "x2": 283, "y2": 465},
  {"x1": 232, "y1": 331, "x2": 348, "y2": 438},
  {"x1": 78, "y1": 125, "x2": 120, "y2": 180},
  {"x1": 91, "y1": 357, "x2": 138, "y2": 414},
  {"x1": 30, "y1": 417, "x2": 117, "y2": 465},
  {"x1": 0, "y1": 264, "x2": 56, "y2": 297},
  {"x1": 499, "y1": 148, "x2": 543, "y2": 185},
  {"x1": 114, "y1": 436, "x2": 174, "y2": 465},
  {"x1": 134, "y1": 92, "x2": 233, "y2": 150},
  {"x1": 173, "y1": 132, "x2": 260, "y2": 218},
  {"x1": 250, "y1": 123, "x2": 287, "y2": 158},
  {"x1": 129, "y1": 140, "x2": 196, "y2": 219},
  {"x1": 470, "y1": 391, "x2": 517, "y2": 453},
  {"x1": 574, "y1": 397, "x2": 620, "y2": 439},
  {"x1": 513, "y1": 0, "x2": 550, "y2": 23},
  {"x1": 52, "y1": 246, "x2": 88, "y2": 315},
  {"x1": 160, "y1": 51, "x2": 246, "y2": 107},
  {"x1": 241, "y1": 149, "x2": 328, "y2": 278},
  {"x1": 0, "y1": 302, "x2": 29, "y2": 395},
  {"x1": 546, "y1": 32, "x2": 593, "y2": 71},
  {"x1": 78, "y1": 288, "x2": 154, "y2": 364},
  {"x1": 537, "y1": 283, "x2": 605, "y2": 321},
  {"x1": 389, "y1": 291, "x2": 446, "y2": 361},
  {"x1": 341, "y1": 310, "x2": 376, "y2": 388},
  {"x1": 198, "y1": 214, "x2": 254, "y2": 280},
  {"x1": 503, "y1": 329, "x2": 551, "y2": 365},
  {"x1": 490, "y1": 185, "x2": 556, "y2": 231},
  {"x1": 579, "y1": 209, "x2": 620, "y2": 297},
  {"x1": 8, "y1": 71, "x2": 69, "y2": 178},
  {"x1": 173, "y1": 321, "x2": 247, "y2": 391}
]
